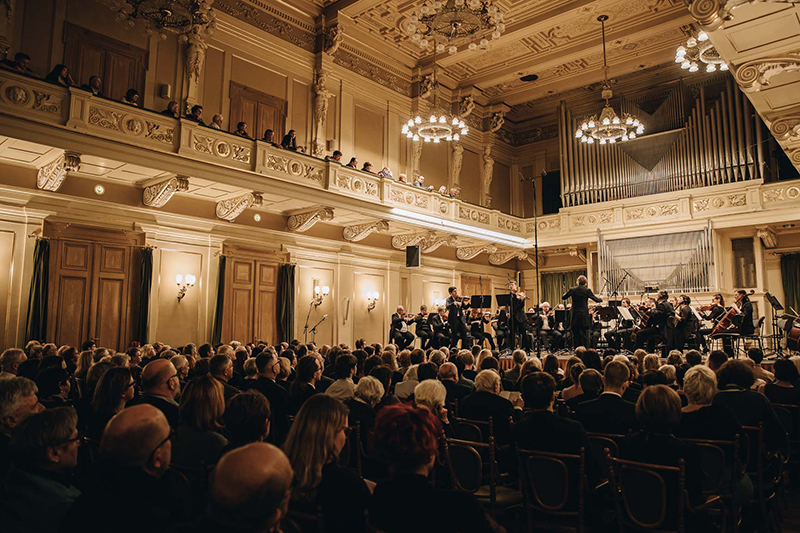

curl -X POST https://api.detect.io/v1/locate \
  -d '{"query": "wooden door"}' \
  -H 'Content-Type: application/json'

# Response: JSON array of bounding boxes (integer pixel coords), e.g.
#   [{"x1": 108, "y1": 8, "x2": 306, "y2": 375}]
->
[
  {"x1": 45, "y1": 222, "x2": 143, "y2": 351},
  {"x1": 254, "y1": 262, "x2": 278, "y2": 344},
  {"x1": 64, "y1": 23, "x2": 148, "y2": 101},
  {"x1": 229, "y1": 82, "x2": 287, "y2": 139},
  {"x1": 226, "y1": 257, "x2": 255, "y2": 344}
]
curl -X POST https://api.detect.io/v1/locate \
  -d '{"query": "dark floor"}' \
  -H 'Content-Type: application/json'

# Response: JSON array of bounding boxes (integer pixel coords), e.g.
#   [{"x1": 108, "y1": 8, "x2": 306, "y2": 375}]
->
[{"x1": 783, "y1": 485, "x2": 800, "y2": 533}]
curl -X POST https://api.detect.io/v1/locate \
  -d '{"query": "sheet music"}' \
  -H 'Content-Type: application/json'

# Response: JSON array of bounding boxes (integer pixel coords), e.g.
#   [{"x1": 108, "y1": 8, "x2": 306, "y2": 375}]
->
[
  {"x1": 690, "y1": 306, "x2": 703, "y2": 322},
  {"x1": 618, "y1": 307, "x2": 634, "y2": 321}
]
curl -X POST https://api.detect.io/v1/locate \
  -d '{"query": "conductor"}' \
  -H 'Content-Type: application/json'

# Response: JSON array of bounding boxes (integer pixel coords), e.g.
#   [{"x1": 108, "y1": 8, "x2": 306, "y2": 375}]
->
[
  {"x1": 562, "y1": 275, "x2": 602, "y2": 349},
  {"x1": 446, "y1": 286, "x2": 470, "y2": 349}
]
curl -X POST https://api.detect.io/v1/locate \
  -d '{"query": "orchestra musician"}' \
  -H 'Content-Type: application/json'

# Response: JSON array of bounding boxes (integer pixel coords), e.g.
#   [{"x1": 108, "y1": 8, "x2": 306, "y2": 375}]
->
[
  {"x1": 469, "y1": 309, "x2": 496, "y2": 350},
  {"x1": 509, "y1": 281, "x2": 532, "y2": 351},
  {"x1": 695, "y1": 294, "x2": 726, "y2": 353},
  {"x1": 604, "y1": 298, "x2": 635, "y2": 352},
  {"x1": 536, "y1": 302, "x2": 562, "y2": 352},
  {"x1": 390, "y1": 305, "x2": 415, "y2": 350},
  {"x1": 562, "y1": 275, "x2": 602, "y2": 349},
  {"x1": 719, "y1": 289, "x2": 756, "y2": 357},
  {"x1": 589, "y1": 305, "x2": 603, "y2": 349},
  {"x1": 428, "y1": 306, "x2": 449, "y2": 350},
  {"x1": 673, "y1": 295, "x2": 698, "y2": 351},
  {"x1": 446, "y1": 286, "x2": 471, "y2": 349},
  {"x1": 635, "y1": 290, "x2": 674, "y2": 356},
  {"x1": 493, "y1": 307, "x2": 510, "y2": 350},
  {"x1": 413, "y1": 305, "x2": 433, "y2": 349}
]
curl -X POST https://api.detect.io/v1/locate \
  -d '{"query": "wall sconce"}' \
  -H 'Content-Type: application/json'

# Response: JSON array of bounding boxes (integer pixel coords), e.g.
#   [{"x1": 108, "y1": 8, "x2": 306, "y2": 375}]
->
[
  {"x1": 367, "y1": 291, "x2": 379, "y2": 312},
  {"x1": 433, "y1": 297, "x2": 447, "y2": 308},
  {"x1": 312, "y1": 284, "x2": 330, "y2": 307},
  {"x1": 176, "y1": 274, "x2": 196, "y2": 303}
]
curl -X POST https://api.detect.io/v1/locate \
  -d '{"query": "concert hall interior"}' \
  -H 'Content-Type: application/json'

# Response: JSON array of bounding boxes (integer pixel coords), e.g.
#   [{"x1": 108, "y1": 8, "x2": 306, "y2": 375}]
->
[{"x1": 2, "y1": 0, "x2": 800, "y2": 532}]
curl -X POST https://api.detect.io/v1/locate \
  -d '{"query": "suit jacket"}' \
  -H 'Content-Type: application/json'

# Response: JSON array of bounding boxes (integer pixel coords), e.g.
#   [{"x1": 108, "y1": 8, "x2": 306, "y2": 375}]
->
[
  {"x1": 459, "y1": 390, "x2": 516, "y2": 445},
  {"x1": 428, "y1": 313, "x2": 446, "y2": 333},
  {"x1": 713, "y1": 386, "x2": 788, "y2": 454},
  {"x1": 346, "y1": 398, "x2": 377, "y2": 448},
  {"x1": 390, "y1": 313, "x2": 411, "y2": 336},
  {"x1": 414, "y1": 314, "x2": 432, "y2": 335},
  {"x1": 214, "y1": 377, "x2": 240, "y2": 402},
  {"x1": 735, "y1": 299, "x2": 755, "y2": 335},
  {"x1": 127, "y1": 393, "x2": 179, "y2": 428},
  {"x1": 561, "y1": 286, "x2": 601, "y2": 327},
  {"x1": 244, "y1": 376, "x2": 291, "y2": 445},
  {"x1": 574, "y1": 393, "x2": 638, "y2": 435},
  {"x1": 649, "y1": 300, "x2": 673, "y2": 330},
  {"x1": 446, "y1": 296, "x2": 470, "y2": 326},
  {"x1": 442, "y1": 380, "x2": 471, "y2": 405}
]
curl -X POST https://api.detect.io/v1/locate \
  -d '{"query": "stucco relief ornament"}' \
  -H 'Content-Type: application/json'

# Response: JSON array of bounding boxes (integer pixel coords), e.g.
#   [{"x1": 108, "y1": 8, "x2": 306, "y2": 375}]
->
[
  {"x1": 312, "y1": 70, "x2": 333, "y2": 158},
  {"x1": 459, "y1": 95, "x2": 475, "y2": 118},
  {"x1": 343, "y1": 220, "x2": 389, "y2": 242},
  {"x1": 489, "y1": 111, "x2": 505, "y2": 133},
  {"x1": 216, "y1": 192, "x2": 263, "y2": 222},
  {"x1": 183, "y1": 23, "x2": 208, "y2": 86},
  {"x1": 419, "y1": 74, "x2": 434, "y2": 100},
  {"x1": 734, "y1": 52, "x2": 800, "y2": 93},
  {"x1": 456, "y1": 244, "x2": 497, "y2": 261},
  {"x1": 287, "y1": 207, "x2": 334, "y2": 232},
  {"x1": 451, "y1": 142, "x2": 464, "y2": 186},
  {"x1": 324, "y1": 25, "x2": 344, "y2": 56},
  {"x1": 143, "y1": 176, "x2": 189, "y2": 208},
  {"x1": 482, "y1": 145, "x2": 494, "y2": 207},
  {"x1": 688, "y1": 0, "x2": 796, "y2": 31}
]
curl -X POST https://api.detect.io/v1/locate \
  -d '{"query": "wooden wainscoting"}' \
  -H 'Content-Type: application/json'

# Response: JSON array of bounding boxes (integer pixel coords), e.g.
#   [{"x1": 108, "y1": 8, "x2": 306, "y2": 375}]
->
[
  {"x1": 221, "y1": 244, "x2": 289, "y2": 345},
  {"x1": 44, "y1": 222, "x2": 144, "y2": 351}
]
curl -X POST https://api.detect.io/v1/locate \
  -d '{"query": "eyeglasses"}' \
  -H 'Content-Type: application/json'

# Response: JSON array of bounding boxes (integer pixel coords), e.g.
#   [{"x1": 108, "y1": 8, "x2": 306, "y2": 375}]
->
[
  {"x1": 58, "y1": 430, "x2": 83, "y2": 447},
  {"x1": 147, "y1": 428, "x2": 175, "y2": 463},
  {"x1": 124, "y1": 380, "x2": 135, "y2": 390}
]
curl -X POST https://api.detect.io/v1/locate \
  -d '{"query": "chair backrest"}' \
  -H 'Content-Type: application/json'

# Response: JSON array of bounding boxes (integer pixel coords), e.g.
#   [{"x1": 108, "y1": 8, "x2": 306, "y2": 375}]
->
[
  {"x1": 587, "y1": 433, "x2": 621, "y2": 479},
  {"x1": 517, "y1": 447, "x2": 584, "y2": 517},
  {"x1": 452, "y1": 417, "x2": 485, "y2": 443},
  {"x1": 681, "y1": 437, "x2": 739, "y2": 496},
  {"x1": 288, "y1": 501, "x2": 325, "y2": 533},
  {"x1": 772, "y1": 403, "x2": 798, "y2": 442},
  {"x1": 741, "y1": 424, "x2": 764, "y2": 475},
  {"x1": 606, "y1": 451, "x2": 686, "y2": 532},
  {"x1": 444, "y1": 438, "x2": 490, "y2": 493}
]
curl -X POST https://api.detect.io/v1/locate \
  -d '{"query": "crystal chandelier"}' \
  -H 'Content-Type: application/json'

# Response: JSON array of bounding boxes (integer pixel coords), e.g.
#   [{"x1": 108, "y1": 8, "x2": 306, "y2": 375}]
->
[
  {"x1": 111, "y1": 0, "x2": 216, "y2": 40},
  {"x1": 402, "y1": 53, "x2": 468, "y2": 143},
  {"x1": 675, "y1": 30, "x2": 728, "y2": 73},
  {"x1": 575, "y1": 15, "x2": 644, "y2": 145},
  {"x1": 406, "y1": 0, "x2": 506, "y2": 55}
]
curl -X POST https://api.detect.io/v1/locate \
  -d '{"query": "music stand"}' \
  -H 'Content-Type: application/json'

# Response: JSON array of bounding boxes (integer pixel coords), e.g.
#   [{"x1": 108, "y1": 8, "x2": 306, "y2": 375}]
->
[
  {"x1": 607, "y1": 299, "x2": 622, "y2": 308},
  {"x1": 471, "y1": 295, "x2": 492, "y2": 309},
  {"x1": 765, "y1": 292, "x2": 786, "y2": 357},
  {"x1": 597, "y1": 306, "x2": 617, "y2": 322}
]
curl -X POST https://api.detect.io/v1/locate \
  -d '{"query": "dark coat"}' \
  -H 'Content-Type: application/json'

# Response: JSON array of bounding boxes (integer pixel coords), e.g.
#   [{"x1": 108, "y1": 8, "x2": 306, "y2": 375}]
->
[
  {"x1": 442, "y1": 380, "x2": 471, "y2": 405},
  {"x1": 575, "y1": 393, "x2": 638, "y2": 435},
  {"x1": 459, "y1": 390, "x2": 516, "y2": 445},
  {"x1": 562, "y1": 286, "x2": 601, "y2": 327},
  {"x1": 713, "y1": 386, "x2": 788, "y2": 454},
  {"x1": 446, "y1": 296, "x2": 470, "y2": 326},
  {"x1": 127, "y1": 394, "x2": 180, "y2": 428},
  {"x1": 0, "y1": 465, "x2": 80, "y2": 533},
  {"x1": 244, "y1": 376, "x2": 291, "y2": 445}
]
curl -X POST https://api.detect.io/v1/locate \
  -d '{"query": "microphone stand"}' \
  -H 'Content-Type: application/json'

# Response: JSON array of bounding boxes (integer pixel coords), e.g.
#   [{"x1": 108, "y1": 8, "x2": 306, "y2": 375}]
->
[
  {"x1": 520, "y1": 170, "x2": 544, "y2": 356},
  {"x1": 303, "y1": 301, "x2": 316, "y2": 344},
  {"x1": 309, "y1": 314, "x2": 327, "y2": 345}
]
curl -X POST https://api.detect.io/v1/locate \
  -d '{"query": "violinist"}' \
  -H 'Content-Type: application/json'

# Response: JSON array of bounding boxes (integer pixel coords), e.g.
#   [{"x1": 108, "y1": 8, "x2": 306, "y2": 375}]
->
[
  {"x1": 695, "y1": 294, "x2": 725, "y2": 352},
  {"x1": 731, "y1": 289, "x2": 755, "y2": 336},
  {"x1": 446, "y1": 286, "x2": 471, "y2": 349},
  {"x1": 414, "y1": 305, "x2": 433, "y2": 349},
  {"x1": 673, "y1": 295, "x2": 698, "y2": 352},
  {"x1": 469, "y1": 309, "x2": 495, "y2": 350},
  {"x1": 428, "y1": 306, "x2": 449, "y2": 350},
  {"x1": 390, "y1": 306, "x2": 415, "y2": 350},
  {"x1": 605, "y1": 298, "x2": 635, "y2": 352},
  {"x1": 562, "y1": 275, "x2": 602, "y2": 349},
  {"x1": 635, "y1": 290, "x2": 674, "y2": 356},
  {"x1": 536, "y1": 302, "x2": 562, "y2": 352},
  {"x1": 509, "y1": 281, "x2": 531, "y2": 351}
]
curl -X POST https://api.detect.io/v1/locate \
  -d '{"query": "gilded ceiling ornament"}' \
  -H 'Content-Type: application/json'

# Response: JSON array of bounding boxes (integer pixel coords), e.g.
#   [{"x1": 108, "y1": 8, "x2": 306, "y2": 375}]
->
[
  {"x1": 459, "y1": 95, "x2": 475, "y2": 118},
  {"x1": 688, "y1": 0, "x2": 795, "y2": 31},
  {"x1": 489, "y1": 111, "x2": 504, "y2": 132}
]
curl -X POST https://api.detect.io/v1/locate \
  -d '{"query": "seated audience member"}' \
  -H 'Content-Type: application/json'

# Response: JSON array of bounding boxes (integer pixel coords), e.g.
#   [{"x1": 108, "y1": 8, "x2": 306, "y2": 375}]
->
[
  {"x1": 243, "y1": 357, "x2": 258, "y2": 381},
  {"x1": 514, "y1": 372, "x2": 600, "y2": 484},
  {"x1": 458, "y1": 351, "x2": 478, "y2": 381},
  {"x1": 566, "y1": 368, "x2": 602, "y2": 411},
  {"x1": 262, "y1": 129, "x2": 280, "y2": 147},
  {"x1": 395, "y1": 365, "x2": 419, "y2": 400},
  {"x1": 325, "y1": 353, "x2": 358, "y2": 402},
  {"x1": 283, "y1": 394, "x2": 371, "y2": 533},
  {"x1": 559, "y1": 362, "x2": 585, "y2": 401},
  {"x1": 713, "y1": 359, "x2": 788, "y2": 455},
  {"x1": 347, "y1": 376, "x2": 384, "y2": 448},
  {"x1": 504, "y1": 350, "x2": 526, "y2": 384},
  {"x1": 413, "y1": 174, "x2": 434, "y2": 190},
  {"x1": 437, "y1": 185, "x2": 449, "y2": 196},
  {"x1": 762, "y1": 359, "x2": 800, "y2": 405},
  {"x1": 233, "y1": 121, "x2": 252, "y2": 139},
  {"x1": 172, "y1": 376, "x2": 228, "y2": 468},
  {"x1": 621, "y1": 385, "x2": 704, "y2": 507},
  {"x1": 161, "y1": 100, "x2": 179, "y2": 118},
  {"x1": 121, "y1": 89, "x2": 139, "y2": 106},
  {"x1": 345, "y1": 157, "x2": 358, "y2": 169},
  {"x1": 174, "y1": 442, "x2": 293, "y2": 533},
  {"x1": 377, "y1": 166, "x2": 393, "y2": 178},
  {"x1": 222, "y1": 390, "x2": 271, "y2": 452},
  {"x1": 126, "y1": 359, "x2": 181, "y2": 427},
  {"x1": 414, "y1": 379, "x2": 452, "y2": 434},
  {"x1": 2, "y1": 52, "x2": 40, "y2": 77},
  {"x1": 87, "y1": 367, "x2": 135, "y2": 440},
  {"x1": 281, "y1": 129, "x2": 298, "y2": 150},
  {"x1": 748, "y1": 347, "x2": 774, "y2": 383},
  {"x1": 370, "y1": 404, "x2": 495, "y2": 533},
  {"x1": 81, "y1": 76, "x2": 103, "y2": 97},
  {"x1": 0, "y1": 407, "x2": 81, "y2": 533},
  {"x1": 361, "y1": 161, "x2": 375, "y2": 173},
  {"x1": 397, "y1": 173, "x2": 408, "y2": 183},
  {"x1": 370, "y1": 365, "x2": 400, "y2": 411},
  {"x1": 171, "y1": 354, "x2": 190, "y2": 383},
  {"x1": 289, "y1": 355, "x2": 321, "y2": 413},
  {"x1": 185, "y1": 104, "x2": 206, "y2": 126},
  {"x1": 244, "y1": 351, "x2": 290, "y2": 445},
  {"x1": 439, "y1": 362, "x2": 470, "y2": 405},
  {"x1": 210, "y1": 114, "x2": 223, "y2": 130},
  {"x1": 677, "y1": 365, "x2": 742, "y2": 442},
  {"x1": 0, "y1": 347, "x2": 26, "y2": 378},
  {"x1": 0, "y1": 377, "x2": 45, "y2": 477},
  {"x1": 35, "y1": 367, "x2": 72, "y2": 409},
  {"x1": 61, "y1": 405, "x2": 189, "y2": 533},
  {"x1": 707, "y1": 349, "x2": 728, "y2": 373},
  {"x1": 276, "y1": 357, "x2": 291, "y2": 390},
  {"x1": 416, "y1": 362, "x2": 438, "y2": 384},
  {"x1": 543, "y1": 354, "x2": 563, "y2": 384},
  {"x1": 45, "y1": 64, "x2": 76, "y2": 86},
  {"x1": 209, "y1": 354, "x2": 239, "y2": 402},
  {"x1": 575, "y1": 361, "x2": 638, "y2": 435},
  {"x1": 326, "y1": 150, "x2": 343, "y2": 163},
  {"x1": 460, "y1": 369, "x2": 519, "y2": 446}
]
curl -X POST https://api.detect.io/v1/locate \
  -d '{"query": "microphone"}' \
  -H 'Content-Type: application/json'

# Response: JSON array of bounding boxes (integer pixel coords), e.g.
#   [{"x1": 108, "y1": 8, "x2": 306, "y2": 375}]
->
[{"x1": 322, "y1": 314, "x2": 328, "y2": 321}]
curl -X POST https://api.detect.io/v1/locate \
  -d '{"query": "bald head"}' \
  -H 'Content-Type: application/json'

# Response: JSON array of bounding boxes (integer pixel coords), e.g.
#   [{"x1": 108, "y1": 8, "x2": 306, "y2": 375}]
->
[
  {"x1": 211, "y1": 443, "x2": 293, "y2": 529},
  {"x1": 141, "y1": 359, "x2": 179, "y2": 398},
  {"x1": 438, "y1": 362, "x2": 458, "y2": 382},
  {"x1": 101, "y1": 404, "x2": 171, "y2": 476}
]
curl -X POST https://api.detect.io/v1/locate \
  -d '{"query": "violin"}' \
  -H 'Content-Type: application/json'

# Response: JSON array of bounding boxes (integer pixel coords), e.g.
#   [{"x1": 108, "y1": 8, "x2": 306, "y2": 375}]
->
[{"x1": 696, "y1": 304, "x2": 716, "y2": 312}]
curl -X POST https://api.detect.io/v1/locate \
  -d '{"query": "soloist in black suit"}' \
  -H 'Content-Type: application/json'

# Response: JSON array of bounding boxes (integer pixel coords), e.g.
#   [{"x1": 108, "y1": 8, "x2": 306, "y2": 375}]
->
[
  {"x1": 562, "y1": 285, "x2": 602, "y2": 348},
  {"x1": 446, "y1": 296, "x2": 470, "y2": 349},
  {"x1": 574, "y1": 393, "x2": 638, "y2": 435}
]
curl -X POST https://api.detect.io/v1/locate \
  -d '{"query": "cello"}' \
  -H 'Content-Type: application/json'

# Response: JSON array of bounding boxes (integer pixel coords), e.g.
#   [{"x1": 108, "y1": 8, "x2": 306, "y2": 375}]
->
[{"x1": 710, "y1": 289, "x2": 755, "y2": 336}]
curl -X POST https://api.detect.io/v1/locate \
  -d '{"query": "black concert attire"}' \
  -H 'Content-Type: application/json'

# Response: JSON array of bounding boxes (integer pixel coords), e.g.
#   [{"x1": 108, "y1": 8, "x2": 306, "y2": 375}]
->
[
  {"x1": 470, "y1": 314, "x2": 495, "y2": 350},
  {"x1": 510, "y1": 293, "x2": 531, "y2": 351},
  {"x1": 446, "y1": 295, "x2": 470, "y2": 349},
  {"x1": 674, "y1": 304, "x2": 698, "y2": 351},
  {"x1": 721, "y1": 296, "x2": 755, "y2": 358},
  {"x1": 428, "y1": 313, "x2": 449, "y2": 349},
  {"x1": 536, "y1": 312, "x2": 562, "y2": 352},
  {"x1": 414, "y1": 313, "x2": 433, "y2": 349},
  {"x1": 493, "y1": 310, "x2": 510, "y2": 350},
  {"x1": 590, "y1": 312, "x2": 603, "y2": 349},
  {"x1": 390, "y1": 313, "x2": 415, "y2": 350},
  {"x1": 635, "y1": 300, "x2": 674, "y2": 356},
  {"x1": 605, "y1": 310, "x2": 635, "y2": 352},
  {"x1": 697, "y1": 305, "x2": 725, "y2": 352},
  {"x1": 561, "y1": 285, "x2": 602, "y2": 349}
]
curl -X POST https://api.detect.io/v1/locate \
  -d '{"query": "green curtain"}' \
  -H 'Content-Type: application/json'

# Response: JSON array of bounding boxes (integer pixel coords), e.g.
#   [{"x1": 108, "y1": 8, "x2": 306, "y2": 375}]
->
[
  {"x1": 136, "y1": 247, "x2": 153, "y2": 343},
  {"x1": 25, "y1": 239, "x2": 50, "y2": 343},
  {"x1": 211, "y1": 255, "x2": 227, "y2": 345},
  {"x1": 278, "y1": 263, "x2": 296, "y2": 343},
  {"x1": 781, "y1": 253, "x2": 800, "y2": 316},
  {"x1": 540, "y1": 269, "x2": 586, "y2": 307}
]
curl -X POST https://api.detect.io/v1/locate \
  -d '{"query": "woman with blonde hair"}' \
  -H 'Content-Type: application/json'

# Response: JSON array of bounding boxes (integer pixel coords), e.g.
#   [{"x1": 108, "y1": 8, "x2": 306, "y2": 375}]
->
[
  {"x1": 171, "y1": 376, "x2": 228, "y2": 467},
  {"x1": 283, "y1": 394, "x2": 370, "y2": 532}
]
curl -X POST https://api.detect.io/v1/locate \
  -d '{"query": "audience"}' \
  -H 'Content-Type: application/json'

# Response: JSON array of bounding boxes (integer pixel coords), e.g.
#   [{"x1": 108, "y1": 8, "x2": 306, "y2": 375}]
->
[
  {"x1": 210, "y1": 113, "x2": 224, "y2": 129},
  {"x1": 2, "y1": 52, "x2": 40, "y2": 77},
  {"x1": 121, "y1": 88, "x2": 139, "y2": 106},
  {"x1": 87, "y1": 367, "x2": 134, "y2": 440},
  {"x1": 209, "y1": 354, "x2": 240, "y2": 401},
  {"x1": 233, "y1": 121, "x2": 252, "y2": 139},
  {"x1": 172, "y1": 376, "x2": 228, "y2": 468},
  {"x1": 186, "y1": 104, "x2": 205, "y2": 126},
  {"x1": 161, "y1": 100, "x2": 179, "y2": 118},
  {"x1": 0, "y1": 377, "x2": 45, "y2": 477},
  {"x1": 127, "y1": 359, "x2": 180, "y2": 427},
  {"x1": 438, "y1": 361, "x2": 470, "y2": 405},
  {"x1": 45, "y1": 64, "x2": 76, "y2": 86},
  {"x1": 222, "y1": 390, "x2": 271, "y2": 452},
  {"x1": 326, "y1": 150, "x2": 343, "y2": 163},
  {"x1": 762, "y1": 358, "x2": 800, "y2": 404},
  {"x1": 244, "y1": 351, "x2": 290, "y2": 444},
  {"x1": 677, "y1": 365, "x2": 742, "y2": 442},
  {"x1": 346, "y1": 157, "x2": 358, "y2": 168},
  {"x1": 346, "y1": 375, "x2": 383, "y2": 448},
  {"x1": 575, "y1": 360, "x2": 637, "y2": 434},
  {"x1": 325, "y1": 353, "x2": 357, "y2": 401},
  {"x1": 281, "y1": 129, "x2": 298, "y2": 150},
  {"x1": 460, "y1": 369, "x2": 519, "y2": 446},
  {"x1": 1, "y1": 348, "x2": 26, "y2": 378}
]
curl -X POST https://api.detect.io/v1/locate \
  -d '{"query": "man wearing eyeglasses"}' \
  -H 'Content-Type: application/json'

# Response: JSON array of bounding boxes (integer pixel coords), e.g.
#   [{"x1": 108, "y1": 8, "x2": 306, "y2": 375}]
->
[
  {"x1": 243, "y1": 350, "x2": 290, "y2": 446},
  {"x1": 126, "y1": 359, "x2": 181, "y2": 428}
]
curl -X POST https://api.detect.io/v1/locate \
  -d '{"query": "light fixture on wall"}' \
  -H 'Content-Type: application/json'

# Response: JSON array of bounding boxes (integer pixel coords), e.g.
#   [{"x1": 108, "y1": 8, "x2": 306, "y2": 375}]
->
[
  {"x1": 367, "y1": 291, "x2": 380, "y2": 312},
  {"x1": 312, "y1": 284, "x2": 330, "y2": 308},
  {"x1": 176, "y1": 274, "x2": 196, "y2": 303},
  {"x1": 433, "y1": 297, "x2": 447, "y2": 307},
  {"x1": 675, "y1": 30, "x2": 728, "y2": 74}
]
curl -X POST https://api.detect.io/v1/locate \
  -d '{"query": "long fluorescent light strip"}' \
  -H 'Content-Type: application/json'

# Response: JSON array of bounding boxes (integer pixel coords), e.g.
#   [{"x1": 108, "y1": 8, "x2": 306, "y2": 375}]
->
[{"x1": 390, "y1": 207, "x2": 529, "y2": 248}]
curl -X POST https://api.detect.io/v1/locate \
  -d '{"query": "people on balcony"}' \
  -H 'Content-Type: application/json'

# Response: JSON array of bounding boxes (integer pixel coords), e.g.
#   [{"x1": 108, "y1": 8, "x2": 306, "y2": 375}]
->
[
  {"x1": 413, "y1": 175, "x2": 433, "y2": 191},
  {"x1": 161, "y1": 101, "x2": 179, "y2": 118},
  {"x1": 44, "y1": 64, "x2": 76, "y2": 87},
  {"x1": 281, "y1": 130, "x2": 298, "y2": 151},
  {"x1": 233, "y1": 122, "x2": 252, "y2": 139},
  {"x1": 185, "y1": 105, "x2": 206, "y2": 126},
  {"x1": 326, "y1": 150, "x2": 343, "y2": 163},
  {"x1": 1, "y1": 52, "x2": 39, "y2": 78},
  {"x1": 346, "y1": 157, "x2": 358, "y2": 169},
  {"x1": 378, "y1": 167, "x2": 392, "y2": 178},
  {"x1": 79, "y1": 76, "x2": 102, "y2": 97},
  {"x1": 210, "y1": 114, "x2": 223, "y2": 130},
  {"x1": 397, "y1": 174, "x2": 408, "y2": 183},
  {"x1": 121, "y1": 89, "x2": 140, "y2": 107},
  {"x1": 361, "y1": 162, "x2": 375, "y2": 174}
]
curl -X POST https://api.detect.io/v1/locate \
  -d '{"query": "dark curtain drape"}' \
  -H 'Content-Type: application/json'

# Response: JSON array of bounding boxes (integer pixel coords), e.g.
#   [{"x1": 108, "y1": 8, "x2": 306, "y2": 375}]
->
[
  {"x1": 278, "y1": 263, "x2": 296, "y2": 343},
  {"x1": 781, "y1": 253, "x2": 800, "y2": 316},
  {"x1": 212, "y1": 255, "x2": 227, "y2": 345},
  {"x1": 136, "y1": 247, "x2": 153, "y2": 343},
  {"x1": 540, "y1": 269, "x2": 585, "y2": 307},
  {"x1": 25, "y1": 239, "x2": 50, "y2": 343}
]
